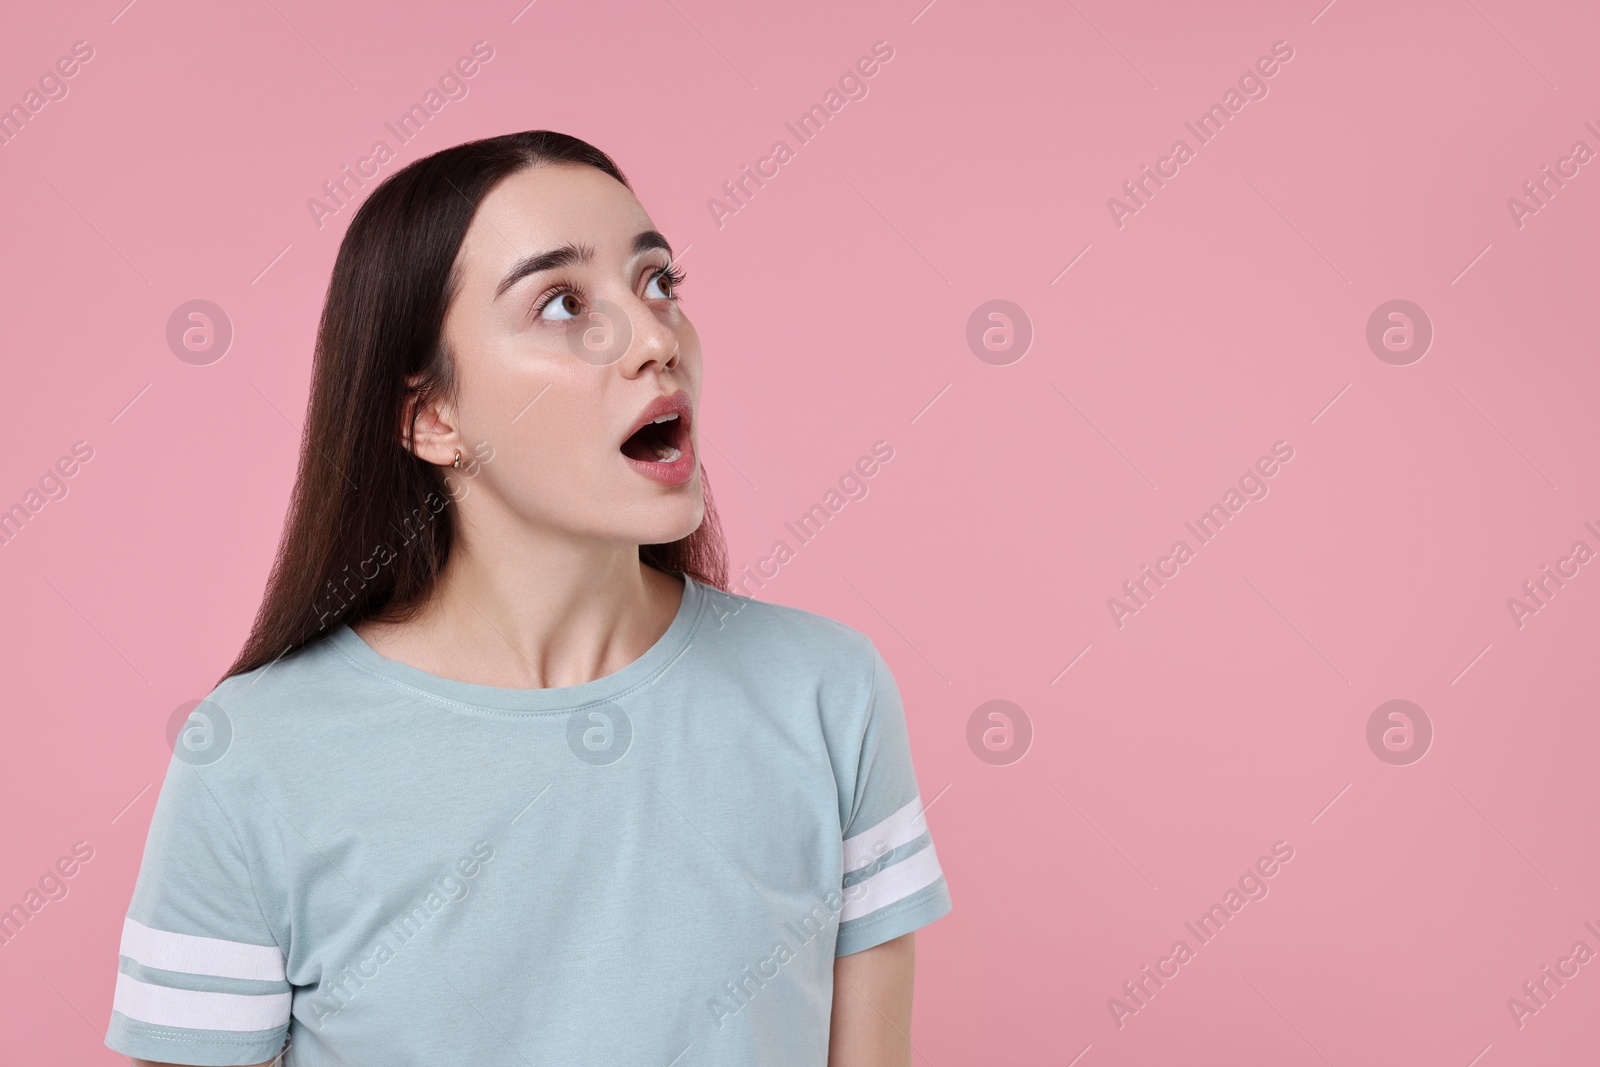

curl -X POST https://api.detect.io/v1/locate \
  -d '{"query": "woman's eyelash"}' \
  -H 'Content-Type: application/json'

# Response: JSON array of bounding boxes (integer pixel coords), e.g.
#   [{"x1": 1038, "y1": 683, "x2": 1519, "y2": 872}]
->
[
  {"x1": 655, "y1": 263, "x2": 687, "y2": 294},
  {"x1": 531, "y1": 282, "x2": 588, "y2": 319},
  {"x1": 529, "y1": 264, "x2": 686, "y2": 321}
]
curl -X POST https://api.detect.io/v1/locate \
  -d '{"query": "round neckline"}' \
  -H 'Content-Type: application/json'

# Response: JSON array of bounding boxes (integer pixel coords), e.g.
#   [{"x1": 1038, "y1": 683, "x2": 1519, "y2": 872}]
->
[{"x1": 327, "y1": 572, "x2": 706, "y2": 714}]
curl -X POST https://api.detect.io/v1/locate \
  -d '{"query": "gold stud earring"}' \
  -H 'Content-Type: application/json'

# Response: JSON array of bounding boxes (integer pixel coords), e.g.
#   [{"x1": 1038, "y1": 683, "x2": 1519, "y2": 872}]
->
[{"x1": 452, "y1": 449, "x2": 461, "y2": 469}]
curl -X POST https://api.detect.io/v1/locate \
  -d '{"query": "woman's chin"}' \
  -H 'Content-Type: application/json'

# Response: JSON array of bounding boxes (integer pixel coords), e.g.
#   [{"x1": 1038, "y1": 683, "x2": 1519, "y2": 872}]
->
[{"x1": 631, "y1": 495, "x2": 705, "y2": 547}]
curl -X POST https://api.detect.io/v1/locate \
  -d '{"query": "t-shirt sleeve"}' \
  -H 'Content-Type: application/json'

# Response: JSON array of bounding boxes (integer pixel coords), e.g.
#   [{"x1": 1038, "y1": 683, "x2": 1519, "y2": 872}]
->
[
  {"x1": 105, "y1": 753, "x2": 292, "y2": 1066},
  {"x1": 835, "y1": 640, "x2": 953, "y2": 957}
]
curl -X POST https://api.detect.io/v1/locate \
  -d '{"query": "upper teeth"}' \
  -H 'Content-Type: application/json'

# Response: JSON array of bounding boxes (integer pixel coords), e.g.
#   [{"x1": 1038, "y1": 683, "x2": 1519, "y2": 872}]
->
[{"x1": 652, "y1": 413, "x2": 679, "y2": 424}]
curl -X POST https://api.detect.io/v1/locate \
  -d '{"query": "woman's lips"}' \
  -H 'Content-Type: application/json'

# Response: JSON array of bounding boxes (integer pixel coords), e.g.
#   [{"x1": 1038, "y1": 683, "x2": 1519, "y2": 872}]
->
[
  {"x1": 619, "y1": 390, "x2": 693, "y2": 444},
  {"x1": 619, "y1": 390, "x2": 695, "y2": 486},
  {"x1": 622, "y1": 425, "x2": 696, "y2": 486}
]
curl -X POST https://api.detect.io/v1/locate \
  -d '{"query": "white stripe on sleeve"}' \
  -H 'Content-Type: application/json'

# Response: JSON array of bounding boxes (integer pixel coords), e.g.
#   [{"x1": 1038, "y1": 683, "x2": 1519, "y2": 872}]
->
[
  {"x1": 840, "y1": 840, "x2": 944, "y2": 924},
  {"x1": 119, "y1": 917, "x2": 287, "y2": 982},
  {"x1": 112, "y1": 972, "x2": 291, "y2": 1032},
  {"x1": 842, "y1": 796, "x2": 929, "y2": 875}
]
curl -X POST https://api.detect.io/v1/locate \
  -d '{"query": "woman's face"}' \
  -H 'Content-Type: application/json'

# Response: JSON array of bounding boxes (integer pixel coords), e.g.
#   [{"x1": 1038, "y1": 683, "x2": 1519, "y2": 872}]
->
[{"x1": 426, "y1": 162, "x2": 704, "y2": 550}]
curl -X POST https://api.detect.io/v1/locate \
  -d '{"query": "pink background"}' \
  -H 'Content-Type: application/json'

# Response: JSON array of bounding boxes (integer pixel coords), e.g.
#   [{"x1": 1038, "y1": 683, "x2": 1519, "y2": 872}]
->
[{"x1": 3, "y1": 0, "x2": 1598, "y2": 1062}]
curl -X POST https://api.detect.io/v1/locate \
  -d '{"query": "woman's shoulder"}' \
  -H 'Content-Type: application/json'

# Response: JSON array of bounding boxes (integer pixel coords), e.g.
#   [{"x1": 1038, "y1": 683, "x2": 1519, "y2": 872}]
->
[
  {"x1": 696, "y1": 582, "x2": 881, "y2": 679},
  {"x1": 196, "y1": 626, "x2": 362, "y2": 737}
]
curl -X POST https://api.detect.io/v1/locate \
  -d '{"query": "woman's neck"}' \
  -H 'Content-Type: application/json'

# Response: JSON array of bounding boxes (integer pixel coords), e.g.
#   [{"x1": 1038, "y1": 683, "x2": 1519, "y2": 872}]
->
[{"x1": 353, "y1": 546, "x2": 682, "y2": 690}]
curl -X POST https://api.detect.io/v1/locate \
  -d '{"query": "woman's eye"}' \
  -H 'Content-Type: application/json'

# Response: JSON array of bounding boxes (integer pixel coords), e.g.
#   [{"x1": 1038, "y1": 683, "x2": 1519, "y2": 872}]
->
[
  {"x1": 539, "y1": 291, "x2": 584, "y2": 322},
  {"x1": 645, "y1": 268, "x2": 682, "y2": 301}
]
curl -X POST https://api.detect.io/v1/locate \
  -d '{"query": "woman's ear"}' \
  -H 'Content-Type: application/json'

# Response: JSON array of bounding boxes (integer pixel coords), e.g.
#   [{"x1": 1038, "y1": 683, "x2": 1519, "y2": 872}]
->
[{"x1": 399, "y1": 382, "x2": 460, "y2": 468}]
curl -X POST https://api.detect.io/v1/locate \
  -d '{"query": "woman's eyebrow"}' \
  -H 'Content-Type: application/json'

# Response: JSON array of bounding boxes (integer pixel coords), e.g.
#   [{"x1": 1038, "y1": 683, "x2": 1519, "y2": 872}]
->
[
  {"x1": 633, "y1": 229, "x2": 672, "y2": 258},
  {"x1": 494, "y1": 230, "x2": 674, "y2": 299}
]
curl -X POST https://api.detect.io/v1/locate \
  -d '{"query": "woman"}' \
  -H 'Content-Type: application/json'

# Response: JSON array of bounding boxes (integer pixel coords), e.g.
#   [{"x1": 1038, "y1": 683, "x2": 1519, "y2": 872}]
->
[{"x1": 104, "y1": 131, "x2": 951, "y2": 1066}]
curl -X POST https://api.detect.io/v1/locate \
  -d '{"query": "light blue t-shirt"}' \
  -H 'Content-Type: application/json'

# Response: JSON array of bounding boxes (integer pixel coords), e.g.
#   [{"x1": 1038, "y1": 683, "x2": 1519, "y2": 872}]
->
[{"x1": 106, "y1": 573, "x2": 953, "y2": 1065}]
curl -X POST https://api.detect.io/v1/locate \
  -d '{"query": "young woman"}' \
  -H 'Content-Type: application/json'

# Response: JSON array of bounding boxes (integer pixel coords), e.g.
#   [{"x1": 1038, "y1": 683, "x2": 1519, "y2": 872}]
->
[{"x1": 105, "y1": 131, "x2": 951, "y2": 1066}]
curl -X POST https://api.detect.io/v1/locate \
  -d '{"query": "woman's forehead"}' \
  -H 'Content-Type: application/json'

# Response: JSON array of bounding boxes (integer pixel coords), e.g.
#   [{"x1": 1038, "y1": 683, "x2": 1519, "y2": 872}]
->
[{"x1": 469, "y1": 164, "x2": 649, "y2": 254}]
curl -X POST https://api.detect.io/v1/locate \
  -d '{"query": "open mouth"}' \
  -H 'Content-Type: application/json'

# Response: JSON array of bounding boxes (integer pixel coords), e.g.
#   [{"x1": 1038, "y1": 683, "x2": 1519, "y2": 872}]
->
[{"x1": 620, "y1": 412, "x2": 687, "y2": 464}]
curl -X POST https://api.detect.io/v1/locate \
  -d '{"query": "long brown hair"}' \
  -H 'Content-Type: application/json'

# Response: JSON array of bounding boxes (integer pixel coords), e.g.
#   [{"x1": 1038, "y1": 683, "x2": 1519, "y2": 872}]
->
[{"x1": 221, "y1": 131, "x2": 728, "y2": 685}]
